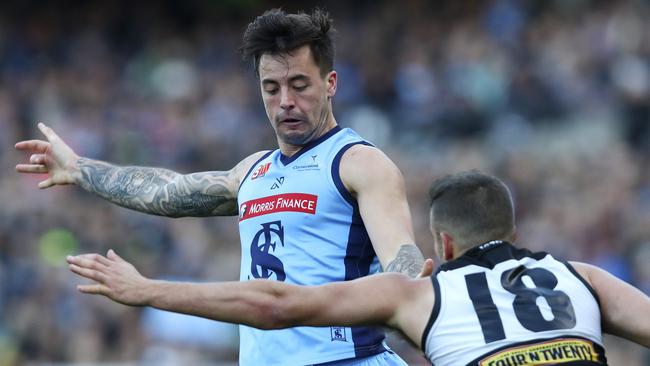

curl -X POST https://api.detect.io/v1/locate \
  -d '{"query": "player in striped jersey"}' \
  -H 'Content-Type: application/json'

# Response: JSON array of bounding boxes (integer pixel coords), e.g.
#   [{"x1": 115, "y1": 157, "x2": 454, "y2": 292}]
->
[{"x1": 68, "y1": 171, "x2": 650, "y2": 365}]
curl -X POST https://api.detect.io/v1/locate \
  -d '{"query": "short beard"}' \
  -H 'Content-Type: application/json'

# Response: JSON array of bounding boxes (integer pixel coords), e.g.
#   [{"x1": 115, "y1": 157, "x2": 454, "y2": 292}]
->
[{"x1": 279, "y1": 128, "x2": 318, "y2": 146}]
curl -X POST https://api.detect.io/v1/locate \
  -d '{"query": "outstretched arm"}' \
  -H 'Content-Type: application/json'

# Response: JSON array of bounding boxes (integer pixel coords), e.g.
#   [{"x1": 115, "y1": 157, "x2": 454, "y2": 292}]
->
[
  {"x1": 340, "y1": 145, "x2": 427, "y2": 278},
  {"x1": 66, "y1": 250, "x2": 414, "y2": 330},
  {"x1": 571, "y1": 261, "x2": 650, "y2": 347},
  {"x1": 74, "y1": 158, "x2": 245, "y2": 217},
  {"x1": 16, "y1": 123, "x2": 267, "y2": 217}
]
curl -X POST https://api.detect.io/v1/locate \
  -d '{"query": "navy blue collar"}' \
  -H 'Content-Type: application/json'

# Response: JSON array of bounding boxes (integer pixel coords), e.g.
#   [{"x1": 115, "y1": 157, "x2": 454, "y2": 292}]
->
[
  {"x1": 436, "y1": 241, "x2": 547, "y2": 272},
  {"x1": 279, "y1": 126, "x2": 342, "y2": 165}
]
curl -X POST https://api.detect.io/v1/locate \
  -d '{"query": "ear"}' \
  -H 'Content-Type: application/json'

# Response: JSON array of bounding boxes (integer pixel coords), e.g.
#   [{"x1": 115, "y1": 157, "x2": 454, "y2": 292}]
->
[
  {"x1": 326, "y1": 71, "x2": 337, "y2": 98},
  {"x1": 441, "y1": 232, "x2": 455, "y2": 261}
]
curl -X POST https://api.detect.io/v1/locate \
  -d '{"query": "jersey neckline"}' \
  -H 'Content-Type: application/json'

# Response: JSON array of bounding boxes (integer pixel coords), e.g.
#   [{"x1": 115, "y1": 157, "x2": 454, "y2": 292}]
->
[
  {"x1": 279, "y1": 125, "x2": 342, "y2": 166},
  {"x1": 437, "y1": 241, "x2": 548, "y2": 272}
]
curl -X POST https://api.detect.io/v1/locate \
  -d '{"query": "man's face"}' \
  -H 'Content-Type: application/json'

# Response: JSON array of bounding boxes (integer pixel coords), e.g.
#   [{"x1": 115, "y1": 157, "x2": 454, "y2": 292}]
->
[{"x1": 258, "y1": 45, "x2": 337, "y2": 147}]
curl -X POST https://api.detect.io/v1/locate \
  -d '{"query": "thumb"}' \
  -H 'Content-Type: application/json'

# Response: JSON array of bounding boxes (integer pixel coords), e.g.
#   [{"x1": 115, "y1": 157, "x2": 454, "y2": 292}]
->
[
  {"x1": 417, "y1": 258, "x2": 435, "y2": 278},
  {"x1": 107, "y1": 249, "x2": 125, "y2": 262},
  {"x1": 38, "y1": 178, "x2": 54, "y2": 189}
]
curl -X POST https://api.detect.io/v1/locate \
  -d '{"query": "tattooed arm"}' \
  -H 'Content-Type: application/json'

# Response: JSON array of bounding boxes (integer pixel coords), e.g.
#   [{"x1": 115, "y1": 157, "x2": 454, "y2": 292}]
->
[
  {"x1": 385, "y1": 244, "x2": 427, "y2": 278},
  {"x1": 75, "y1": 154, "x2": 266, "y2": 217},
  {"x1": 339, "y1": 144, "x2": 426, "y2": 278},
  {"x1": 15, "y1": 123, "x2": 267, "y2": 217}
]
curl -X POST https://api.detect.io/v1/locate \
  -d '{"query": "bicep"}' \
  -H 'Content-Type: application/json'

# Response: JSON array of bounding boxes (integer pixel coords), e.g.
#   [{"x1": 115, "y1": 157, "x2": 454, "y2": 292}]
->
[
  {"x1": 571, "y1": 261, "x2": 650, "y2": 347},
  {"x1": 340, "y1": 146, "x2": 418, "y2": 270},
  {"x1": 173, "y1": 170, "x2": 239, "y2": 216},
  {"x1": 173, "y1": 150, "x2": 270, "y2": 217}
]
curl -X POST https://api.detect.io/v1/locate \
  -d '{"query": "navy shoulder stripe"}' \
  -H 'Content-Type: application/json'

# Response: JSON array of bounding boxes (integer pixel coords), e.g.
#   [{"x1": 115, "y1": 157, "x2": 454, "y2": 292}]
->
[
  {"x1": 331, "y1": 141, "x2": 374, "y2": 206},
  {"x1": 563, "y1": 261, "x2": 601, "y2": 308},
  {"x1": 421, "y1": 275, "x2": 441, "y2": 352},
  {"x1": 238, "y1": 150, "x2": 274, "y2": 191}
]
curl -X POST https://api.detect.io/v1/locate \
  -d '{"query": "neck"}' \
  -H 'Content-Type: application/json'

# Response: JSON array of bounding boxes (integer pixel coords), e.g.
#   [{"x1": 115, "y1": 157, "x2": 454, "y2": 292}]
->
[
  {"x1": 279, "y1": 113, "x2": 337, "y2": 157},
  {"x1": 448, "y1": 234, "x2": 516, "y2": 261}
]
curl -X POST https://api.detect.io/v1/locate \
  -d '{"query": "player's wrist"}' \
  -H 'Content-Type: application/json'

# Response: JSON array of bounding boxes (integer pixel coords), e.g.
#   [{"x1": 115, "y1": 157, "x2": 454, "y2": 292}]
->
[
  {"x1": 68, "y1": 156, "x2": 82, "y2": 183},
  {"x1": 142, "y1": 279, "x2": 167, "y2": 307}
]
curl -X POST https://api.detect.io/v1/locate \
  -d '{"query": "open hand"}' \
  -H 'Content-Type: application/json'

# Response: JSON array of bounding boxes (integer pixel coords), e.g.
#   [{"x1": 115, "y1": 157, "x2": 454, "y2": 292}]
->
[
  {"x1": 15, "y1": 123, "x2": 80, "y2": 188},
  {"x1": 67, "y1": 250, "x2": 151, "y2": 306}
]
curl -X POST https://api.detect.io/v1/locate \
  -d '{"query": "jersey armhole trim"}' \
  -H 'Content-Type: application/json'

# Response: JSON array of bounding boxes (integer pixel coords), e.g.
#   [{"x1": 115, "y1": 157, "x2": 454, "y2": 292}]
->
[
  {"x1": 421, "y1": 275, "x2": 441, "y2": 352},
  {"x1": 238, "y1": 150, "x2": 275, "y2": 191},
  {"x1": 331, "y1": 141, "x2": 374, "y2": 206},
  {"x1": 563, "y1": 261, "x2": 601, "y2": 308}
]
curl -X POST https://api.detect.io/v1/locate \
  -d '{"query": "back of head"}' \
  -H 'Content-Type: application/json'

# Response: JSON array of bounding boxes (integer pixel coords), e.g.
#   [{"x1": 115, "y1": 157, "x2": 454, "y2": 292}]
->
[
  {"x1": 240, "y1": 8, "x2": 335, "y2": 77},
  {"x1": 429, "y1": 171, "x2": 515, "y2": 250}
]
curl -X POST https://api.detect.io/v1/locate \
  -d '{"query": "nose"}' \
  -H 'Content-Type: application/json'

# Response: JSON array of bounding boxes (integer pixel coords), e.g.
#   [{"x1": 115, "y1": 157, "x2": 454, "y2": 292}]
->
[{"x1": 280, "y1": 89, "x2": 295, "y2": 110}]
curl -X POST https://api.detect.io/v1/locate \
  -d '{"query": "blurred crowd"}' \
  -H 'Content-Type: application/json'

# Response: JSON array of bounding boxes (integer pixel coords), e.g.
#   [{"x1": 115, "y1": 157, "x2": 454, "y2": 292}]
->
[{"x1": 1, "y1": 0, "x2": 649, "y2": 364}]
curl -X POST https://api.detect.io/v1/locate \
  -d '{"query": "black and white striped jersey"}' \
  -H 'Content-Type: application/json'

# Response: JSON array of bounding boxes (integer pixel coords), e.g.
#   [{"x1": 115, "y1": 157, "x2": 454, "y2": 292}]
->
[{"x1": 422, "y1": 241, "x2": 606, "y2": 366}]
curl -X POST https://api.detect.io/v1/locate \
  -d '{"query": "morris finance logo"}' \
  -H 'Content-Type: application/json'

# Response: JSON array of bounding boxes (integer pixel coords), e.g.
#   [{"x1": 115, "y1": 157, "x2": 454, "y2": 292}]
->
[
  {"x1": 251, "y1": 162, "x2": 271, "y2": 180},
  {"x1": 239, "y1": 193, "x2": 318, "y2": 221},
  {"x1": 239, "y1": 203, "x2": 248, "y2": 220}
]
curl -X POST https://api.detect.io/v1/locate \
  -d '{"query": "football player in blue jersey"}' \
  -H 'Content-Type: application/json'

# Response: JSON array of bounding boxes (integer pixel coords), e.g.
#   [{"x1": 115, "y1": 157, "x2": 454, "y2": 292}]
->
[
  {"x1": 68, "y1": 171, "x2": 650, "y2": 366},
  {"x1": 16, "y1": 8, "x2": 427, "y2": 365}
]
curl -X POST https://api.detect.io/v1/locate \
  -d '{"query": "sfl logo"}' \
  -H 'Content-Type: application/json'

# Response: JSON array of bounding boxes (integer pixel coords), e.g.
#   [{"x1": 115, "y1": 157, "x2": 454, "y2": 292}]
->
[
  {"x1": 252, "y1": 162, "x2": 271, "y2": 180},
  {"x1": 250, "y1": 221, "x2": 285, "y2": 281}
]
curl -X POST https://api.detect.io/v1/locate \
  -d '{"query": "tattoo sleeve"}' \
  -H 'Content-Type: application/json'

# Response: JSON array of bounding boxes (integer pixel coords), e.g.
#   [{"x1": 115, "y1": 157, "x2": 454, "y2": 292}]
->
[
  {"x1": 385, "y1": 244, "x2": 425, "y2": 278},
  {"x1": 76, "y1": 158, "x2": 239, "y2": 217}
]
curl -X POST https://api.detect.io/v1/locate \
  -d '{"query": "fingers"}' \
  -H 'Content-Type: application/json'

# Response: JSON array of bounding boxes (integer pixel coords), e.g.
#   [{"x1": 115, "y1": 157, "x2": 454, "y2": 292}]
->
[
  {"x1": 77, "y1": 284, "x2": 110, "y2": 295},
  {"x1": 38, "y1": 122, "x2": 61, "y2": 142},
  {"x1": 15, "y1": 139, "x2": 50, "y2": 153},
  {"x1": 69, "y1": 263, "x2": 109, "y2": 283},
  {"x1": 67, "y1": 255, "x2": 110, "y2": 283},
  {"x1": 68, "y1": 254, "x2": 115, "y2": 295},
  {"x1": 67, "y1": 253, "x2": 112, "y2": 268},
  {"x1": 30, "y1": 154, "x2": 46, "y2": 164},
  {"x1": 15, "y1": 164, "x2": 48, "y2": 174},
  {"x1": 15, "y1": 154, "x2": 48, "y2": 174},
  {"x1": 417, "y1": 258, "x2": 435, "y2": 278}
]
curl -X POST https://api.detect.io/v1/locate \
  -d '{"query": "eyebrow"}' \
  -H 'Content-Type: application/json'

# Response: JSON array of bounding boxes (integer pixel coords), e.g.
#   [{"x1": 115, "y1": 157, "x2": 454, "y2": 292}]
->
[{"x1": 261, "y1": 74, "x2": 311, "y2": 86}]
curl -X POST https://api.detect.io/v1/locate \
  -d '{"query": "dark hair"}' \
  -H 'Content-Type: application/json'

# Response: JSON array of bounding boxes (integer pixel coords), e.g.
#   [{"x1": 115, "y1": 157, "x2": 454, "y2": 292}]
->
[
  {"x1": 429, "y1": 171, "x2": 515, "y2": 248},
  {"x1": 240, "y1": 8, "x2": 335, "y2": 77}
]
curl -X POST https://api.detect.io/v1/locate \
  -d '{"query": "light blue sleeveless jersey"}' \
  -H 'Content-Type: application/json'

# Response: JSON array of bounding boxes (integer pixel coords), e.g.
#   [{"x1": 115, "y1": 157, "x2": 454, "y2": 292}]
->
[{"x1": 237, "y1": 126, "x2": 386, "y2": 365}]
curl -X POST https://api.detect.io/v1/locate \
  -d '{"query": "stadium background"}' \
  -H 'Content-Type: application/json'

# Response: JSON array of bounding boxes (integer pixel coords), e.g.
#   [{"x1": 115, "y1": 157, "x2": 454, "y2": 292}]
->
[{"x1": 1, "y1": 0, "x2": 649, "y2": 364}]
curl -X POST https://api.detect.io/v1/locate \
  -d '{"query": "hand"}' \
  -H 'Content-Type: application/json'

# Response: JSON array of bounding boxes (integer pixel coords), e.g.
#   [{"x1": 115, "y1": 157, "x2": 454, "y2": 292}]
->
[
  {"x1": 15, "y1": 122, "x2": 81, "y2": 188},
  {"x1": 416, "y1": 258, "x2": 435, "y2": 278},
  {"x1": 67, "y1": 250, "x2": 151, "y2": 306}
]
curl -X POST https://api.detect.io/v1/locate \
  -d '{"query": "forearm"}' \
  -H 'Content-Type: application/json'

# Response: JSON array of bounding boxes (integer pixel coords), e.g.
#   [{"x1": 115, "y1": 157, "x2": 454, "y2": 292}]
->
[
  {"x1": 145, "y1": 280, "x2": 289, "y2": 329},
  {"x1": 76, "y1": 158, "x2": 238, "y2": 217},
  {"x1": 145, "y1": 277, "x2": 400, "y2": 330},
  {"x1": 385, "y1": 244, "x2": 425, "y2": 278}
]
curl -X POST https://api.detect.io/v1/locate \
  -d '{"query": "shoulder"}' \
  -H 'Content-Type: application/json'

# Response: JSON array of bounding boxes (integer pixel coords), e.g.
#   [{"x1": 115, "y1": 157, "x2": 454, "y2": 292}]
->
[
  {"x1": 339, "y1": 144, "x2": 395, "y2": 168},
  {"x1": 233, "y1": 150, "x2": 273, "y2": 183},
  {"x1": 235, "y1": 150, "x2": 273, "y2": 173},
  {"x1": 567, "y1": 261, "x2": 596, "y2": 284},
  {"x1": 338, "y1": 145, "x2": 404, "y2": 193}
]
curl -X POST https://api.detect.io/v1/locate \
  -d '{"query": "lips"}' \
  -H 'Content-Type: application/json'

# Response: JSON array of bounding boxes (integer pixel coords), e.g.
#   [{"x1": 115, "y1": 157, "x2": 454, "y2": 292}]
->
[{"x1": 281, "y1": 118, "x2": 302, "y2": 123}]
